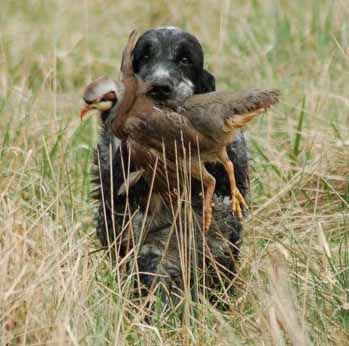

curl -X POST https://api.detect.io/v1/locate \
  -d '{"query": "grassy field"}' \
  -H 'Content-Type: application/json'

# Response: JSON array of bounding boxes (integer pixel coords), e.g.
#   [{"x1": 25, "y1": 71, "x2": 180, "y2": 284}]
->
[{"x1": 1, "y1": 0, "x2": 348, "y2": 345}]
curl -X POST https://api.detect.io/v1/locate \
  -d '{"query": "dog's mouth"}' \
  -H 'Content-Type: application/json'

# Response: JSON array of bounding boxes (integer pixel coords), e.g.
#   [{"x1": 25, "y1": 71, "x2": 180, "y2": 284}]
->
[{"x1": 147, "y1": 84, "x2": 173, "y2": 100}]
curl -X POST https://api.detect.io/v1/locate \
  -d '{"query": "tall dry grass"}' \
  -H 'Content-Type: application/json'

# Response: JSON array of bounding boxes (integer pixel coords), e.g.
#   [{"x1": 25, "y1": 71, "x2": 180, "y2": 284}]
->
[{"x1": 0, "y1": 0, "x2": 348, "y2": 345}]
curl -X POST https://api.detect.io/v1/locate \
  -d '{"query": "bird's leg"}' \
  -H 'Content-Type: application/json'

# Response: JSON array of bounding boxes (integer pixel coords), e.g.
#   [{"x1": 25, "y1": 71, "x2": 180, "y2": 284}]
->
[
  {"x1": 199, "y1": 165, "x2": 216, "y2": 233},
  {"x1": 222, "y1": 159, "x2": 248, "y2": 219}
]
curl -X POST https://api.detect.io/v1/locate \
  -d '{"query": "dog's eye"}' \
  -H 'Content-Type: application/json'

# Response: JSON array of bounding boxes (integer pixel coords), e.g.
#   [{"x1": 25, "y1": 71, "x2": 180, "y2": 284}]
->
[
  {"x1": 141, "y1": 45, "x2": 153, "y2": 61},
  {"x1": 180, "y1": 56, "x2": 192, "y2": 65}
]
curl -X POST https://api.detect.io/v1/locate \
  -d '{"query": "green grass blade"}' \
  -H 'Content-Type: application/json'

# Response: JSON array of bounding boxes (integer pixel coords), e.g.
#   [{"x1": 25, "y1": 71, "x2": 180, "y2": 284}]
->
[
  {"x1": 0, "y1": 122, "x2": 10, "y2": 159},
  {"x1": 49, "y1": 129, "x2": 65, "y2": 162},
  {"x1": 292, "y1": 95, "x2": 306, "y2": 160},
  {"x1": 251, "y1": 139, "x2": 283, "y2": 179}
]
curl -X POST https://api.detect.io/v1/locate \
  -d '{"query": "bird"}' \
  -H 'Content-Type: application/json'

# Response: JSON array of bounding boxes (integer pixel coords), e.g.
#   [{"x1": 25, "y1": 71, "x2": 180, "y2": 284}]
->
[{"x1": 80, "y1": 32, "x2": 280, "y2": 232}]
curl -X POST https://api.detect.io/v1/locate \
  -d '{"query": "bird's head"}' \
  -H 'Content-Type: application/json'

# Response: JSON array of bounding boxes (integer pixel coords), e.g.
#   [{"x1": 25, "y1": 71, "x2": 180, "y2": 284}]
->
[{"x1": 80, "y1": 76, "x2": 125, "y2": 123}]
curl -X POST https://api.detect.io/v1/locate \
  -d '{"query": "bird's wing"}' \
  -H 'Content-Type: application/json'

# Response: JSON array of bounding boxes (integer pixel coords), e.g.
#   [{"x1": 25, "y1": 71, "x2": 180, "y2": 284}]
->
[
  {"x1": 182, "y1": 89, "x2": 280, "y2": 138},
  {"x1": 120, "y1": 30, "x2": 139, "y2": 80},
  {"x1": 117, "y1": 139, "x2": 180, "y2": 201},
  {"x1": 124, "y1": 106, "x2": 204, "y2": 155}
]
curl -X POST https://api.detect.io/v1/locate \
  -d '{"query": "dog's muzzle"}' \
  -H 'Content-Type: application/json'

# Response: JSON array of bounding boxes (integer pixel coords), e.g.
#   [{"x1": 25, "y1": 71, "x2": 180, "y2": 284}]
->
[{"x1": 142, "y1": 64, "x2": 194, "y2": 101}]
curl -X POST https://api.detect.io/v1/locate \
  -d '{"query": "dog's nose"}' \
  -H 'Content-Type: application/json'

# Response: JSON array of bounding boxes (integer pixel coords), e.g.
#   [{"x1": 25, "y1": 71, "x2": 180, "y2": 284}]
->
[{"x1": 149, "y1": 78, "x2": 174, "y2": 100}]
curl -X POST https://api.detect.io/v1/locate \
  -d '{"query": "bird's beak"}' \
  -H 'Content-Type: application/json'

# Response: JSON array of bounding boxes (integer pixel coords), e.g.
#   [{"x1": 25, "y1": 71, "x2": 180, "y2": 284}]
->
[
  {"x1": 80, "y1": 100, "x2": 113, "y2": 120},
  {"x1": 80, "y1": 104, "x2": 92, "y2": 120}
]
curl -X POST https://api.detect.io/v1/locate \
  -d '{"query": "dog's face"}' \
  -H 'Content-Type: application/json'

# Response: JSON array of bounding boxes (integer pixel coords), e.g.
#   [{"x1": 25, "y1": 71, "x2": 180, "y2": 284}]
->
[{"x1": 132, "y1": 27, "x2": 215, "y2": 101}]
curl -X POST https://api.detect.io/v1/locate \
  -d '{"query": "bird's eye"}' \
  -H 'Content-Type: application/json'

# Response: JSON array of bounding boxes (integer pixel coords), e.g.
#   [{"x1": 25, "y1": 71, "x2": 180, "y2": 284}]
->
[
  {"x1": 143, "y1": 54, "x2": 150, "y2": 60},
  {"x1": 100, "y1": 91, "x2": 116, "y2": 102},
  {"x1": 180, "y1": 56, "x2": 191, "y2": 65}
]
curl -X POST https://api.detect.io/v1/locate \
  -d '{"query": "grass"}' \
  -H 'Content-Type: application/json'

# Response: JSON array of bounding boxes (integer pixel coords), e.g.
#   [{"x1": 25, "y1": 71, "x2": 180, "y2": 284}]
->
[{"x1": 0, "y1": 0, "x2": 348, "y2": 345}]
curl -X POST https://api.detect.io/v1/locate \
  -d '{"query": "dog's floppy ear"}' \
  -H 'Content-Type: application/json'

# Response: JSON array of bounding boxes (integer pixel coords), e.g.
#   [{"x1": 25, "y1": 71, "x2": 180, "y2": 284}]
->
[{"x1": 195, "y1": 69, "x2": 216, "y2": 94}]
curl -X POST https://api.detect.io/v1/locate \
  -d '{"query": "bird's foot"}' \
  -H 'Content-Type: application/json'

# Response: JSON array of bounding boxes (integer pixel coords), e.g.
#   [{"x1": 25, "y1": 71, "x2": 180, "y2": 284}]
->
[
  {"x1": 231, "y1": 188, "x2": 248, "y2": 220},
  {"x1": 203, "y1": 203, "x2": 213, "y2": 233}
]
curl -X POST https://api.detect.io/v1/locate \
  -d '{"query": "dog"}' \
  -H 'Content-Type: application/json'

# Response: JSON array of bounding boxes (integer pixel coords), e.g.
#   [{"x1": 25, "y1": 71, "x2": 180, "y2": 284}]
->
[{"x1": 94, "y1": 27, "x2": 249, "y2": 295}]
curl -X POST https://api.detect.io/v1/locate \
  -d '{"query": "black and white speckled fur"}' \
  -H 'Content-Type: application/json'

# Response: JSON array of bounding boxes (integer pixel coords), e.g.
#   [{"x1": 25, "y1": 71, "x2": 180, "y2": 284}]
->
[{"x1": 92, "y1": 27, "x2": 249, "y2": 299}]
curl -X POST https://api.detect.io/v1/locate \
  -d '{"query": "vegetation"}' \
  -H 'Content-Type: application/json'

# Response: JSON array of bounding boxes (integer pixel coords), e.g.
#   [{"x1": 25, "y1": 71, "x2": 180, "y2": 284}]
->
[{"x1": 0, "y1": 0, "x2": 348, "y2": 344}]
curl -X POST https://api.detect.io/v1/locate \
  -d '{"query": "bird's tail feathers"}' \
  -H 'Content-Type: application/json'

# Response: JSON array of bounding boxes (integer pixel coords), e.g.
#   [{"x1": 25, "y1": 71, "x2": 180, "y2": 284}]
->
[{"x1": 223, "y1": 89, "x2": 280, "y2": 130}]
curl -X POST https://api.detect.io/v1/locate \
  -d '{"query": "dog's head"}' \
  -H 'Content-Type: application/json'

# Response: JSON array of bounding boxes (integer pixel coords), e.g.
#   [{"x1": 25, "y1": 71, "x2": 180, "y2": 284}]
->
[{"x1": 132, "y1": 26, "x2": 215, "y2": 101}]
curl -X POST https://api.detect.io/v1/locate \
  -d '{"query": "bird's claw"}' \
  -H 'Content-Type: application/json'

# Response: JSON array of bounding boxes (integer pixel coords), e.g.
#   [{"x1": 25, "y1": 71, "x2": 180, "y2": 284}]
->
[
  {"x1": 203, "y1": 205, "x2": 213, "y2": 233},
  {"x1": 231, "y1": 188, "x2": 248, "y2": 220}
]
